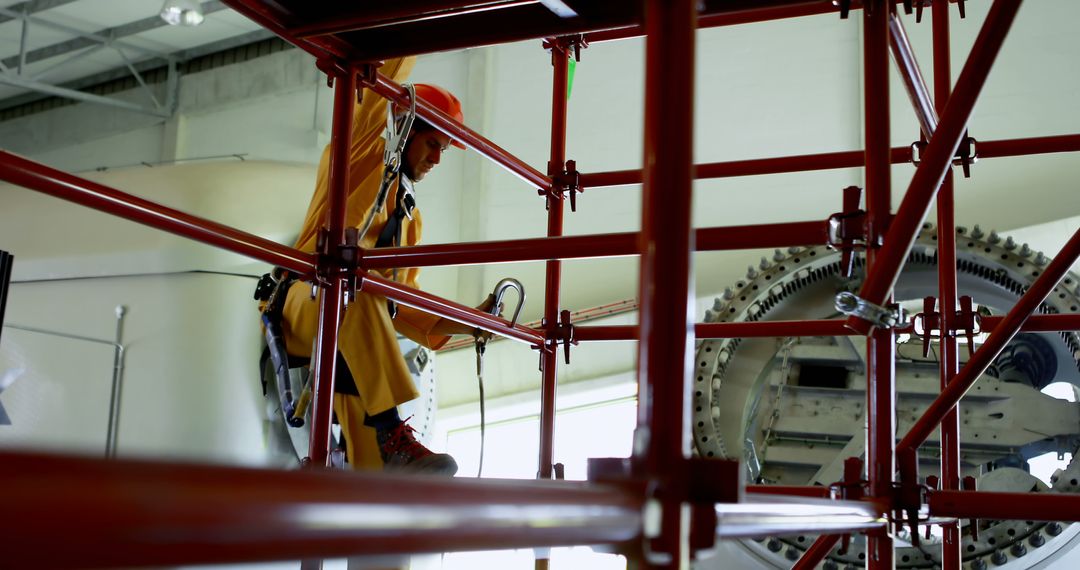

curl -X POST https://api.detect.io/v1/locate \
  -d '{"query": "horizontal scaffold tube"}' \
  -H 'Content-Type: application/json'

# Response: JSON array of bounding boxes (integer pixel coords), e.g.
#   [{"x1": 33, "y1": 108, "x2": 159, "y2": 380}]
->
[
  {"x1": 716, "y1": 494, "x2": 885, "y2": 538},
  {"x1": 574, "y1": 320, "x2": 856, "y2": 342},
  {"x1": 929, "y1": 490, "x2": 1080, "y2": 522},
  {"x1": 0, "y1": 450, "x2": 643, "y2": 569},
  {"x1": 587, "y1": 1, "x2": 843, "y2": 44},
  {"x1": 360, "y1": 271, "x2": 546, "y2": 346},
  {"x1": 981, "y1": 313, "x2": 1080, "y2": 333},
  {"x1": 369, "y1": 73, "x2": 552, "y2": 191},
  {"x1": 363, "y1": 221, "x2": 828, "y2": 268},
  {"x1": 0, "y1": 151, "x2": 316, "y2": 276},
  {"x1": 579, "y1": 133, "x2": 1080, "y2": 189}
]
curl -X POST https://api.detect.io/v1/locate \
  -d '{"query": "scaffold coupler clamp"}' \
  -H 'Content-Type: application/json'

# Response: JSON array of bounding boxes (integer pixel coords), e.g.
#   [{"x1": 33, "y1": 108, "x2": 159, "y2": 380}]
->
[
  {"x1": 315, "y1": 227, "x2": 362, "y2": 307},
  {"x1": 911, "y1": 133, "x2": 978, "y2": 178},
  {"x1": 553, "y1": 309, "x2": 577, "y2": 365},
  {"x1": 894, "y1": 447, "x2": 926, "y2": 545},
  {"x1": 315, "y1": 58, "x2": 348, "y2": 88},
  {"x1": 836, "y1": 0, "x2": 853, "y2": 19},
  {"x1": 913, "y1": 296, "x2": 942, "y2": 357},
  {"x1": 542, "y1": 160, "x2": 583, "y2": 212},
  {"x1": 913, "y1": 0, "x2": 929, "y2": 23},
  {"x1": 827, "y1": 185, "x2": 867, "y2": 278},
  {"x1": 957, "y1": 295, "x2": 981, "y2": 357},
  {"x1": 543, "y1": 34, "x2": 588, "y2": 62},
  {"x1": 835, "y1": 291, "x2": 906, "y2": 329},
  {"x1": 828, "y1": 457, "x2": 867, "y2": 555}
]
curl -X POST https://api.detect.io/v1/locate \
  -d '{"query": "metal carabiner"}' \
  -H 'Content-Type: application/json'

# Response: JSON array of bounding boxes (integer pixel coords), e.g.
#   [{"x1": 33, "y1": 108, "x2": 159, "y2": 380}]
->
[
  {"x1": 383, "y1": 83, "x2": 417, "y2": 173},
  {"x1": 488, "y1": 278, "x2": 526, "y2": 327}
]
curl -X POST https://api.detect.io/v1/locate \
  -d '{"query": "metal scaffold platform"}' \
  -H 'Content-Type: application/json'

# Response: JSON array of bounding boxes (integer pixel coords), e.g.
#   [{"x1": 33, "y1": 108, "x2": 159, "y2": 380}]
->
[{"x1": 1, "y1": 1, "x2": 1079, "y2": 569}]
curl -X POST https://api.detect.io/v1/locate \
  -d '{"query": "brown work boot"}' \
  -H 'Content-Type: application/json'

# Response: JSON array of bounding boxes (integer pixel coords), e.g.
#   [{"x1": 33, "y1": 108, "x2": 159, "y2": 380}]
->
[{"x1": 377, "y1": 421, "x2": 458, "y2": 476}]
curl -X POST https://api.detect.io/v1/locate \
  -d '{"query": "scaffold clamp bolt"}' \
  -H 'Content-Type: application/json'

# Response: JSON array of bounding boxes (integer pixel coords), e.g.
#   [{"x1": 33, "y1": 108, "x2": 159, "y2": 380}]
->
[
  {"x1": 826, "y1": 186, "x2": 867, "y2": 278},
  {"x1": 544, "y1": 160, "x2": 583, "y2": 212},
  {"x1": 835, "y1": 292, "x2": 905, "y2": 329}
]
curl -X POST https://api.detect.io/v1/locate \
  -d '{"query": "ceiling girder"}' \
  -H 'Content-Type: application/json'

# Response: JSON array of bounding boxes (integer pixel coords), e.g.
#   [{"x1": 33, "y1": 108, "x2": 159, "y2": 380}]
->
[{"x1": 0, "y1": 0, "x2": 80, "y2": 26}]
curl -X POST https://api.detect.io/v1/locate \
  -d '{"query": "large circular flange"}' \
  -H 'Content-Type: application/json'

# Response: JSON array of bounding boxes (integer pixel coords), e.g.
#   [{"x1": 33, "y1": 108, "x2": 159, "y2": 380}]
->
[{"x1": 692, "y1": 224, "x2": 1080, "y2": 569}]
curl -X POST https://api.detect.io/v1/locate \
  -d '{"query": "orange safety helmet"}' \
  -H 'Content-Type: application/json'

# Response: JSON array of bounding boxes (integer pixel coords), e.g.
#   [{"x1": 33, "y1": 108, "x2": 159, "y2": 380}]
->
[{"x1": 413, "y1": 83, "x2": 465, "y2": 149}]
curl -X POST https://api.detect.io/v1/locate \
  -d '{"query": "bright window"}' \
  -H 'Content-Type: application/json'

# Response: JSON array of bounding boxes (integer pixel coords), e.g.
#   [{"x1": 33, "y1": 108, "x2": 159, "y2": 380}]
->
[{"x1": 437, "y1": 385, "x2": 637, "y2": 569}]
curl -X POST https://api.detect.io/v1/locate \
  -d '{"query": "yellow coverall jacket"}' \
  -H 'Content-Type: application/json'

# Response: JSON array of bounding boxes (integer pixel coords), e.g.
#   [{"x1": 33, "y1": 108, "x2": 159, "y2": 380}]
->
[{"x1": 280, "y1": 56, "x2": 451, "y2": 470}]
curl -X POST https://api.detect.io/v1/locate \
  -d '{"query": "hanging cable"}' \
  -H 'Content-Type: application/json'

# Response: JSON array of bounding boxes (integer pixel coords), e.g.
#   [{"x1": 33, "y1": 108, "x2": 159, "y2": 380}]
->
[
  {"x1": 474, "y1": 334, "x2": 488, "y2": 478},
  {"x1": 473, "y1": 278, "x2": 526, "y2": 478}
]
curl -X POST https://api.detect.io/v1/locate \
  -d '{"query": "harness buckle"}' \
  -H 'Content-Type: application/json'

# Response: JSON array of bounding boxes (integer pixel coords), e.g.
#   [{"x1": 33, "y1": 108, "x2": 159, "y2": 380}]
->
[{"x1": 384, "y1": 83, "x2": 417, "y2": 174}]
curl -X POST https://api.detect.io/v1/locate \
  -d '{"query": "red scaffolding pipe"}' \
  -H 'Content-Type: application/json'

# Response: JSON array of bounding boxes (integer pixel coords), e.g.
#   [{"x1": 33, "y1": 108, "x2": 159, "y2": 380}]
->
[
  {"x1": 889, "y1": 10, "x2": 938, "y2": 138},
  {"x1": 538, "y1": 41, "x2": 570, "y2": 482},
  {"x1": 793, "y1": 534, "x2": 842, "y2": 570},
  {"x1": 290, "y1": 1, "x2": 535, "y2": 37},
  {"x1": 933, "y1": 2, "x2": 963, "y2": 568},
  {"x1": 586, "y1": 1, "x2": 845, "y2": 44},
  {"x1": 569, "y1": 312, "x2": 1080, "y2": 344},
  {"x1": 362, "y1": 220, "x2": 828, "y2": 269},
  {"x1": 979, "y1": 133, "x2": 1080, "y2": 157},
  {"x1": 982, "y1": 313, "x2": 1080, "y2": 332},
  {"x1": 579, "y1": 132, "x2": 1080, "y2": 190},
  {"x1": 636, "y1": 0, "x2": 697, "y2": 565},
  {"x1": 368, "y1": 73, "x2": 551, "y2": 191},
  {"x1": 863, "y1": 3, "x2": 895, "y2": 568},
  {"x1": 361, "y1": 271, "x2": 546, "y2": 346},
  {"x1": 306, "y1": 70, "x2": 355, "y2": 469},
  {"x1": 929, "y1": 490, "x2": 1080, "y2": 522},
  {"x1": 899, "y1": 227, "x2": 1080, "y2": 455},
  {"x1": 0, "y1": 450, "x2": 644, "y2": 569},
  {"x1": 745, "y1": 485, "x2": 832, "y2": 498},
  {"x1": 0, "y1": 150, "x2": 316, "y2": 276},
  {"x1": 578, "y1": 320, "x2": 855, "y2": 343},
  {"x1": 851, "y1": 0, "x2": 1024, "y2": 333}
]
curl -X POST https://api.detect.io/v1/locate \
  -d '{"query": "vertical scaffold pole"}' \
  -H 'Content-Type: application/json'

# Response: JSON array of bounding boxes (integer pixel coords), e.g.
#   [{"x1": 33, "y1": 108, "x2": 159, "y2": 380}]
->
[
  {"x1": 864, "y1": 2, "x2": 896, "y2": 569},
  {"x1": 636, "y1": 0, "x2": 696, "y2": 567},
  {"x1": 535, "y1": 37, "x2": 570, "y2": 570},
  {"x1": 933, "y1": 2, "x2": 963, "y2": 569},
  {"x1": 301, "y1": 63, "x2": 356, "y2": 570},
  {"x1": 308, "y1": 68, "x2": 355, "y2": 469},
  {"x1": 539, "y1": 41, "x2": 570, "y2": 483}
]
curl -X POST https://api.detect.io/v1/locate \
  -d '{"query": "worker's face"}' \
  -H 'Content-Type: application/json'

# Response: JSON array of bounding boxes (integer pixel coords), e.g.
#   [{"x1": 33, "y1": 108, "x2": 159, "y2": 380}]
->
[{"x1": 404, "y1": 129, "x2": 451, "y2": 182}]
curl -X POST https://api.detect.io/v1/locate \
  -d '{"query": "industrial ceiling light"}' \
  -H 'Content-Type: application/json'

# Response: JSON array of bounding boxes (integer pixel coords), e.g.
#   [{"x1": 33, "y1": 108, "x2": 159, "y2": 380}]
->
[{"x1": 160, "y1": 0, "x2": 204, "y2": 26}]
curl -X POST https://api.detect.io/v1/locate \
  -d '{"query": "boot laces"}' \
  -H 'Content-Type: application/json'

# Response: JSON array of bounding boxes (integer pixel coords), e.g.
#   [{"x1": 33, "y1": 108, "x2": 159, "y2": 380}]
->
[{"x1": 381, "y1": 417, "x2": 431, "y2": 461}]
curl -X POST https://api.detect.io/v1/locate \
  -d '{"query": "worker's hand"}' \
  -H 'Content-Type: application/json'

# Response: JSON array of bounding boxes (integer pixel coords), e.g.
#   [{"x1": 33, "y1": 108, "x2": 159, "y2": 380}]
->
[
  {"x1": 471, "y1": 294, "x2": 504, "y2": 342},
  {"x1": 476, "y1": 293, "x2": 504, "y2": 317}
]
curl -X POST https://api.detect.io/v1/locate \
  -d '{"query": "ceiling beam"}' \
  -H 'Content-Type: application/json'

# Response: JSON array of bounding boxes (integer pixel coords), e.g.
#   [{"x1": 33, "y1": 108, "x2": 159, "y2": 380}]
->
[
  {"x1": 0, "y1": 29, "x2": 277, "y2": 113},
  {"x1": 0, "y1": 0, "x2": 80, "y2": 25},
  {"x1": 0, "y1": 71, "x2": 170, "y2": 117},
  {"x1": 0, "y1": 1, "x2": 229, "y2": 69}
]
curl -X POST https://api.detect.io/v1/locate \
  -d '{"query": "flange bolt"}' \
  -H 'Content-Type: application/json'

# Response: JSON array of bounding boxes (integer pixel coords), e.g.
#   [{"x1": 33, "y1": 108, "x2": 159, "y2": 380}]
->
[{"x1": 1029, "y1": 532, "x2": 1045, "y2": 547}]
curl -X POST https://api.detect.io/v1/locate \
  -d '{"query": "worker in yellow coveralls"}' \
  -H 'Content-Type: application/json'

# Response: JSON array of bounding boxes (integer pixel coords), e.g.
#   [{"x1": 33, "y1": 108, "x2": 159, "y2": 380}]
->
[{"x1": 279, "y1": 57, "x2": 476, "y2": 475}]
